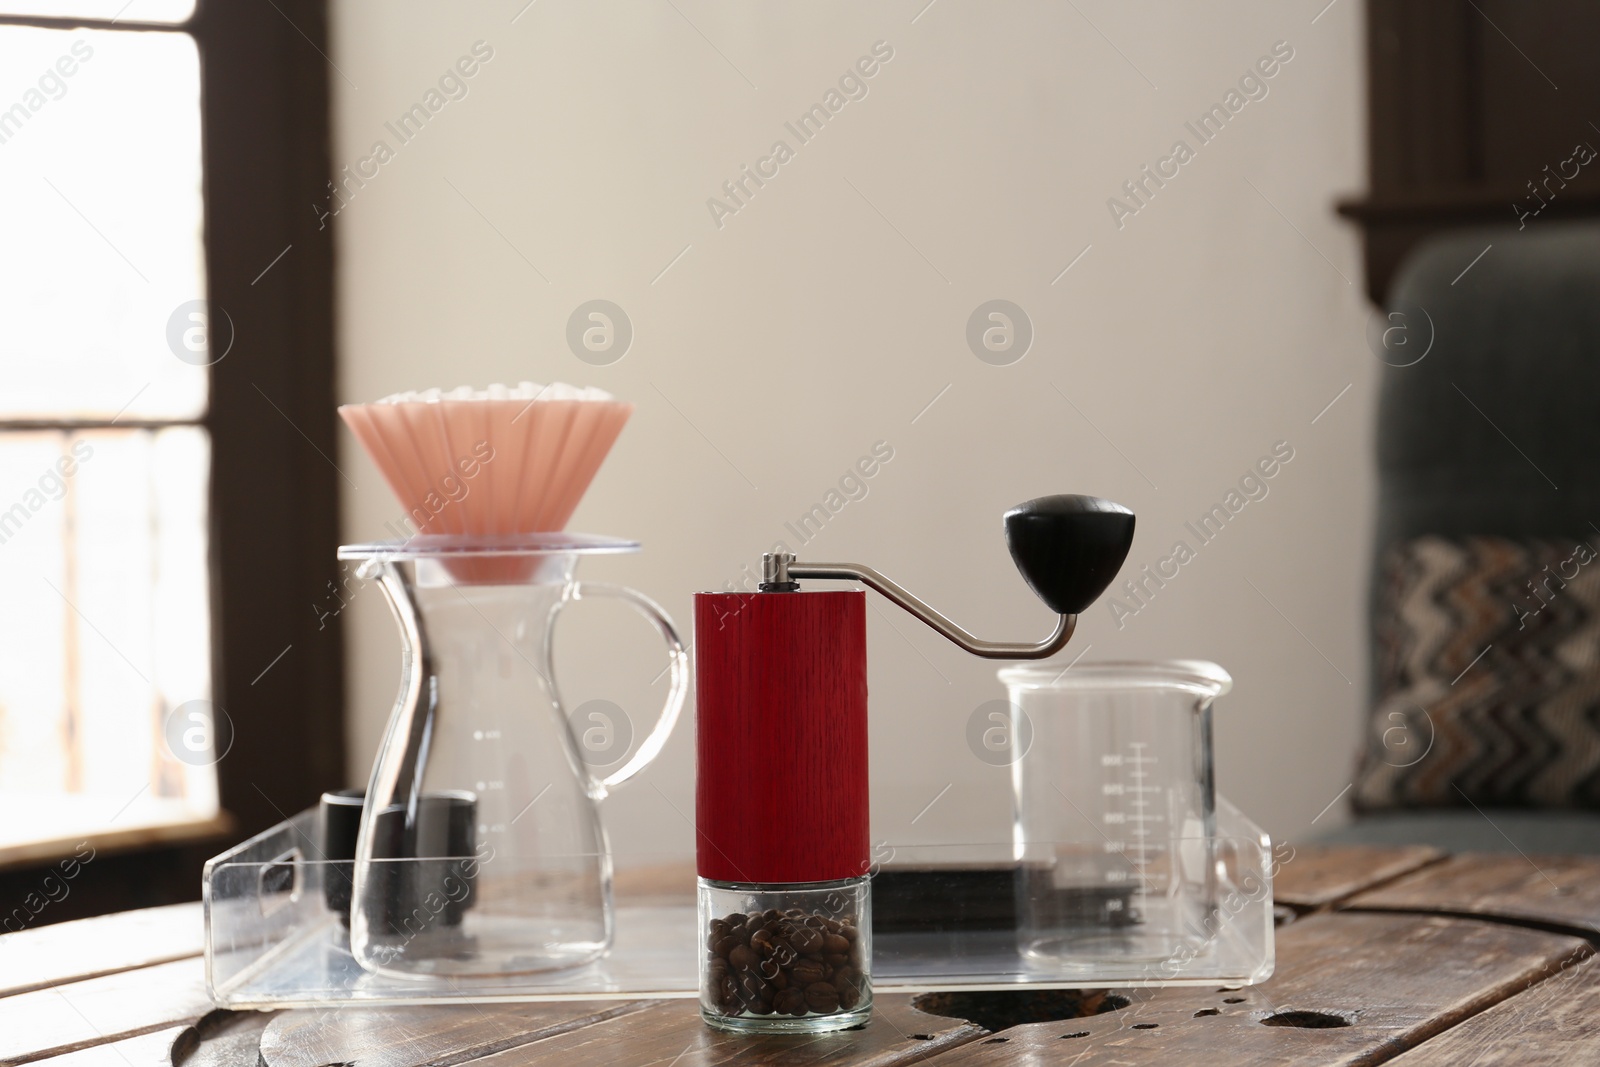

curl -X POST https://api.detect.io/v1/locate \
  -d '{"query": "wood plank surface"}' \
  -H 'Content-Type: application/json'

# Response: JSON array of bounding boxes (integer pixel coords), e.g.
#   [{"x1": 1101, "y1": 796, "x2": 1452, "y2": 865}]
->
[
  {"x1": 26, "y1": 1009, "x2": 276, "y2": 1067},
  {"x1": 904, "y1": 911, "x2": 1590, "y2": 1066},
  {"x1": 0, "y1": 903, "x2": 202, "y2": 997},
  {"x1": 3, "y1": 854, "x2": 1596, "y2": 1067},
  {"x1": 1346, "y1": 852, "x2": 1600, "y2": 936},
  {"x1": 1384, "y1": 955, "x2": 1600, "y2": 1066},
  {"x1": 458, "y1": 995, "x2": 983, "y2": 1067},
  {"x1": 1275, "y1": 846, "x2": 1444, "y2": 910},
  {"x1": 0, "y1": 958, "x2": 212, "y2": 1067},
  {"x1": 260, "y1": 1000, "x2": 657, "y2": 1067},
  {"x1": 24, "y1": 1028, "x2": 185, "y2": 1067}
]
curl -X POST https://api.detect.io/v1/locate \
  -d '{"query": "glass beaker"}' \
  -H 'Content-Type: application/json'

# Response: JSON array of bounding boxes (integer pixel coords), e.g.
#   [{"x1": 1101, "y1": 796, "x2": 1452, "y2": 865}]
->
[
  {"x1": 1000, "y1": 660, "x2": 1230, "y2": 969},
  {"x1": 338, "y1": 533, "x2": 688, "y2": 979}
]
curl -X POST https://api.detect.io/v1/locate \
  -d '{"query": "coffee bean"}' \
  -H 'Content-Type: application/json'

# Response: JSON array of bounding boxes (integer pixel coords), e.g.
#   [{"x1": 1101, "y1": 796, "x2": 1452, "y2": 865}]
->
[
  {"x1": 836, "y1": 968, "x2": 865, "y2": 1010},
  {"x1": 704, "y1": 907, "x2": 866, "y2": 1021},
  {"x1": 774, "y1": 988, "x2": 808, "y2": 1017},
  {"x1": 736, "y1": 971, "x2": 771, "y2": 1001},
  {"x1": 791, "y1": 958, "x2": 826, "y2": 986},
  {"x1": 803, "y1": 982, "x2": 841, "y2": 1014},
  {"x1": 754, "y1": 928, "x2": 792, "y2": 960},
  {"x1": 790, "y1": 926, "x2": 824, "y2": 954}
]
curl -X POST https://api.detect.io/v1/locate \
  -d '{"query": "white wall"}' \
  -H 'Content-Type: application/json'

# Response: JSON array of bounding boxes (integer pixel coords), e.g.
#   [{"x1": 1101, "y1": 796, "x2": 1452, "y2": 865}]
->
[{"x1": 330, "y1": 0, "x2": 1372, "y2": 864}]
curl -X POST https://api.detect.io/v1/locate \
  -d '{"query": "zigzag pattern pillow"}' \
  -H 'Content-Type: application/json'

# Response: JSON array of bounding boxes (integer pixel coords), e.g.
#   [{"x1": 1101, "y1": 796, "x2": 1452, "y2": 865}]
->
[{"x1": 1353, "y1": 535, "x2": 1600, "y2": 811}]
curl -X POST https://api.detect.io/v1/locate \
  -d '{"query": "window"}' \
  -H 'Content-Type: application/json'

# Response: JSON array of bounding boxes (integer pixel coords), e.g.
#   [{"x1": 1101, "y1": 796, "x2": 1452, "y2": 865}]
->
[
  {"x1": 1, "y1": 13, "x2": 216, "y2": 855},
  {"x1": 0, "y1": 0, "x2": 342, "y2": 899}
]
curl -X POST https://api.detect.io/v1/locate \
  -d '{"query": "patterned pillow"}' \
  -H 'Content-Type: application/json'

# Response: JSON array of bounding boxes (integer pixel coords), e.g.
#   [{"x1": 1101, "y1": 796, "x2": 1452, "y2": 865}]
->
[{"x1": 1352, "y1": 535, "x2": 1600, "y2": 812}]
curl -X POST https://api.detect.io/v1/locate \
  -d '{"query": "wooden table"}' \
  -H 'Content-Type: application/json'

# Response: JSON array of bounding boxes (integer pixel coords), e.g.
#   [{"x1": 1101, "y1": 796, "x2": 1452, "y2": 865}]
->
[{"x1": 4, "y1": 846, "x2": 1598, "y2": 1066}]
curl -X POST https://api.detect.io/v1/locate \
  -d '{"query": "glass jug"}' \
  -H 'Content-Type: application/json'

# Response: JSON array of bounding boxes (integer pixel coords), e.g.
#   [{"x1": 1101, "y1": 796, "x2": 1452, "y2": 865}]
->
[
  {"x1": 1000, "y1": 660, "x2": 1230, "y2": 970},
  {"x1": 339, "y1": 533, "x2": 687, "y2": 980}
]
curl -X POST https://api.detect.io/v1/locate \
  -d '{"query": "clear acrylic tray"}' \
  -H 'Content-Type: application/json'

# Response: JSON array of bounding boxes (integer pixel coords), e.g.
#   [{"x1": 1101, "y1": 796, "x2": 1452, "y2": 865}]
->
[{"x1": 204, "y1": 797, "x2": 1274, "y2": 1007}]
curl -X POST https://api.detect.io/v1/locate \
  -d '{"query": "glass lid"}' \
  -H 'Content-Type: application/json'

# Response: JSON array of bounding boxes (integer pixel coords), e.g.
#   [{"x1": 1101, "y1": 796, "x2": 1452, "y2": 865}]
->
[{"x1": 338, "y1": 532, "x2": 640, "y2": 560}]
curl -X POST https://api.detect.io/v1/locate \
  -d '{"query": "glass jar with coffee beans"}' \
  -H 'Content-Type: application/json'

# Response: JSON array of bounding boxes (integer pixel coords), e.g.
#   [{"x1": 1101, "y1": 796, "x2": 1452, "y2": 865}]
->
[{"x1": 698, "y1": 877, "x2": 871, "y2": 1033}]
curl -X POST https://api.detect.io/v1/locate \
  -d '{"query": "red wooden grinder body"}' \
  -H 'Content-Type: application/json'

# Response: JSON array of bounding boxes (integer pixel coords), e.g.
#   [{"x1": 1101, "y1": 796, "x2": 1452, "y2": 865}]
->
[{"x1": 694, "y1": 590, "x2": 869, "y2": 884}]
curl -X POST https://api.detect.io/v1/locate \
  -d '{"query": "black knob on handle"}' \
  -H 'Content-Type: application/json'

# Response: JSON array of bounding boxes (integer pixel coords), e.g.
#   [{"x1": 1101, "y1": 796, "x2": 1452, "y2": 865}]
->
[{"x1": 1004, "y1": 495, "x2": 1135, "y2": 615}]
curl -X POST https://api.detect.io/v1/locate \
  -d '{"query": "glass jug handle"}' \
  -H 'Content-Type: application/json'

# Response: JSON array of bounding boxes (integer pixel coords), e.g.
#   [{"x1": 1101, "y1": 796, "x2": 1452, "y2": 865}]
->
[{"x1": 563, "y1": 582, "x2": 689, "y2": 794}]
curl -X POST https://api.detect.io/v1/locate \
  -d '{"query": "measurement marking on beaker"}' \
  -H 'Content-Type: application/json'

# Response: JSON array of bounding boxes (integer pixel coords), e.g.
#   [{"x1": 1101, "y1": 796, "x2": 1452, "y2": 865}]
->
[{"x1": 1105, "y1": 739, "x2": 1162, "y2": 920}]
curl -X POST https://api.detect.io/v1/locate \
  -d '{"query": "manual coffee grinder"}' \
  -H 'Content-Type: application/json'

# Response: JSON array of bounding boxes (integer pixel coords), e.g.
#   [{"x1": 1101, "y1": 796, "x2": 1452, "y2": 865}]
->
[{"x1": 693, "y1": 494, "x2": 1136, "y2": 1032}]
